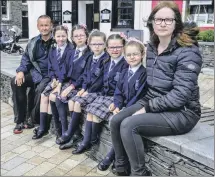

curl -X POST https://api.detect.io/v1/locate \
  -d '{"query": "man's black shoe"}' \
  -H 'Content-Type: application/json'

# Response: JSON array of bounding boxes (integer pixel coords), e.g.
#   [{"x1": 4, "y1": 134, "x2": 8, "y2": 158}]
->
[
  {"x1": 97, "y1": 161, "x2": 111, "y2": 171},
  {"x1": 59, "y1": 134, "x2": 82, "y2": 150},
  {"x1": 32, "y1": 130, "x2": 48, "y2": 139}
]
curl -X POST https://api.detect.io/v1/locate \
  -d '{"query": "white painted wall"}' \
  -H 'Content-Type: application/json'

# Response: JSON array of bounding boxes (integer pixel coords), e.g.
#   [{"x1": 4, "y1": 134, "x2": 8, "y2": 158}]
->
[
  {"x1": 27, "y1": 1, "x2": 46, "y2": 39},
  {"x1": 62, "y1": 0, "x2": 72, "y2": 41},
  {"x1": 99, "y1": 1, "x2": 112, "y2": 37},
  {"x1": 134, "y1": 1, "x2": 152, "y2": 44},
  {"x1": 78, "y1": 1, "x2": 93, "y2": 25}
]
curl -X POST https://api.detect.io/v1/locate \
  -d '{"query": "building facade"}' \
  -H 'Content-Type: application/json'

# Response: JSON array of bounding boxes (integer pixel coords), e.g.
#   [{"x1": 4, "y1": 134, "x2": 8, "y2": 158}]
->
[
  {"x1": 27, "y1": 0, "x2": 214, "y2": 43},
  {"x1": 1, "y1": 0, "x2": 29, "y2": 38}
]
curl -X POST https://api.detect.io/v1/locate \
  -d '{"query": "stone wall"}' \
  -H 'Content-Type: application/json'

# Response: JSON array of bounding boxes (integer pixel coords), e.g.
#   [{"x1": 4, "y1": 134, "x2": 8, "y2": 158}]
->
[
  {"x1": 83, "y1": 119, "x2": 214, "y2": 176},
  {"x1": 199, "y1": 42, "x2": 214, "y2": 69},
  {"x1": 2, "y1": 1, "x2": 28, "y2": 30},
  {"x1": 1, "y1": 71, "x2": 13, "y2": 106}
]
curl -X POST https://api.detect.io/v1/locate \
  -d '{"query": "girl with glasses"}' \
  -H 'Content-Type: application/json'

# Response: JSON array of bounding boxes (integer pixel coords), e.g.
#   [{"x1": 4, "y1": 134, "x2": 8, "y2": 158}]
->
[
  {"x1": 71, "y1": 34, "x2": 128, "y2": 154},
  {"x1": 51, "y1": 24, "x2": 91, "y2": 143},
  {"x1": 56, "y1": 30, "x2": 109, "y2": 146},
  {"x1": 97, "y1": 37, "x2": 148, "y2": 172}
]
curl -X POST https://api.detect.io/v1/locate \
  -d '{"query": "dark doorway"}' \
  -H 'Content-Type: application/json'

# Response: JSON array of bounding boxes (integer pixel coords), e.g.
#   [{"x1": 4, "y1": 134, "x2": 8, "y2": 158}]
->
[
  {"x1": 86, "y1": 4, "x2": 93, "y2": 31},
  {"x1": 22, "y1": 11, "x2": 29, "y2": 38}
]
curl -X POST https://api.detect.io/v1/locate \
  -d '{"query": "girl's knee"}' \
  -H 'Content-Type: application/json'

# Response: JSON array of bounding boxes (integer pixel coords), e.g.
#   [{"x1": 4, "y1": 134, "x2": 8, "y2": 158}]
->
[{"x1": 49, "y1": 94, "x2": 56, "y2": 102}]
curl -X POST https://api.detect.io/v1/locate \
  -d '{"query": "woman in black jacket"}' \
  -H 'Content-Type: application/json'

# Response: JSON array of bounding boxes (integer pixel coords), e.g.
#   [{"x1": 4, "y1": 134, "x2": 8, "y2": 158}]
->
[{"x1": 110, "y1": 2, "x2": 202, "y2": 176}]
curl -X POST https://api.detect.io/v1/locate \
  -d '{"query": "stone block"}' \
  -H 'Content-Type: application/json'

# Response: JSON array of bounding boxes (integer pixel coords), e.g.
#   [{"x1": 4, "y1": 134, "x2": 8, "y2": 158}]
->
[
  {"x1": 181, "y1": 137, "x2": 214, "y2": 169},
  {"x1": 4, "y1": 163, "x2": 35, "y2": 176},
  {"x1": 1, "y1": 156, "x2": 26, "y2": 171},
  {"x1": 66, "y1": 164, "x2": 92, "y2": 176},
  {"x1": 27, "y1": 156, "x2": 46, "y2": 166},
  {"x1": 24, "y1": 162, "x2": 56, "y2": 176}
]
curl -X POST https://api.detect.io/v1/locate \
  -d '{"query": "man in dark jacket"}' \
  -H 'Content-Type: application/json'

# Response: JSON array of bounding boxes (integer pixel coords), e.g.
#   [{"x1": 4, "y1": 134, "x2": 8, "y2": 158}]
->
[{"x1": 11, "y1": 15, "x2": 54, "y2": 134}]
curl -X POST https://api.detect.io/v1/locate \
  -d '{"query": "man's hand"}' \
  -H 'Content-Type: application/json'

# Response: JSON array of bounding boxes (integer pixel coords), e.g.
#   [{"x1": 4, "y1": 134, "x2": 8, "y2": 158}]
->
[
  {"x1": 113, "y1": 107, "x2": 120, "y2": 115},
  {"x1": 109, "y1": 103, "x2": 116, "y2": 112},
  {"x1": 77, "y1": 89, "x2": 85, "y2": 97},
  {"x1": 61, "y1": 85, "x2": 74, "y2": 98},
  {"x1": 132, "y1": 107, "x2": 146, "y2": 116},
  {"x1": 15, "y1": 72, "x2": 25, "y2": 86}
]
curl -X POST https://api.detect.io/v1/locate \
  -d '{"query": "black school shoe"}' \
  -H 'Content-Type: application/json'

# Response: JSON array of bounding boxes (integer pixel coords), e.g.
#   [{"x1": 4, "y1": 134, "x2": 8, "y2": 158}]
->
[
  {"x1": 72, "y1": 143, "x2": 91, "y2": 155},
  {"x1": 32, "y1": 129, "x2": 48, "y2": 139},
  {"x1": 59, "y1": 134, "x2": 83, "y2": 150},
  {"x1": 97, "y1": 161, "x2": 112, "y2": 171}
]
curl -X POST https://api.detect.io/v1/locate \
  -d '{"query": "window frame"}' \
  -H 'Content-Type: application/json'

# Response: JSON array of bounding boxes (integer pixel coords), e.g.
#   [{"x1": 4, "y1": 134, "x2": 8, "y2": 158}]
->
[
  {"x1": 111, "y1": 0, "x2": 134, "y2": 29},
  {"x1": 1, "y1": 0, "x2": 10, "y2": 21},
  {"x1": 46, "y1": 0, "x2": 62, "y2": 26}
]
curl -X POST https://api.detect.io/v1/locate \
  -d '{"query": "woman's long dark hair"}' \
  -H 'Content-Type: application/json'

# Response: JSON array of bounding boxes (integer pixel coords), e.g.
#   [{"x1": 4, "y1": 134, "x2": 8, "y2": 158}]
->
[{"x1": 147, "y1": 1, "x2": 197, "y2": 47}]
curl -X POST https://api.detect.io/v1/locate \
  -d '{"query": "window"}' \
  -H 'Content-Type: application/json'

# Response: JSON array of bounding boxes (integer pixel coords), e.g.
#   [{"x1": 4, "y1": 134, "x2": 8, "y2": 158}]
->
[
  {"x1": 22, "y1": 11, "x2": 28, "y2": 17},
  {"x1": 112, "y1": 0, "x2": 134, "y2": 29},
  {"x1": 46, "y1": 0, "x2": 62, "y2": 26},
  {"x1": 22, "y1": 0, "x2": 27, "y2": 3},
  {"x1": 1, "y1": 0, "x2": 7, "y2": 18},
  {"x1": 188, "y1": 0, "x2": 214, "y2": 25}
]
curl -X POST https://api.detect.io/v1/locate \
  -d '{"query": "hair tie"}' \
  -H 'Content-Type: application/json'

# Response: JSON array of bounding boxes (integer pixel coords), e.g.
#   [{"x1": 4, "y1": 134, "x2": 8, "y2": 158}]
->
[
  {"x1": 126, "y1": 37, "x2": 144, "y2": 46},
  {"x1": 63, "y1": 25, "x2": 68, "y2": 31},
  {"x1": 120, "y1": 32, "x2": 128, "y2": 40},
  {"x1": 79, "y1": 24, "x2": 87, "y2": 29}
]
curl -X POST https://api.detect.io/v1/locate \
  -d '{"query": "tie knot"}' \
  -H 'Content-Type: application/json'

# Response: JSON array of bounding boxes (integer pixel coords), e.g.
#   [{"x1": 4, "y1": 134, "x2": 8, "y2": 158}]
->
[
  {"x1": 58, "y1": 48, "x2": 61, "y2": 53},
  {"x1": 76, "y1": 49, "x2": 80, "y2": 54},
  {"x1": 128, "y1": 70, "x2": 134, "y2": 79}
]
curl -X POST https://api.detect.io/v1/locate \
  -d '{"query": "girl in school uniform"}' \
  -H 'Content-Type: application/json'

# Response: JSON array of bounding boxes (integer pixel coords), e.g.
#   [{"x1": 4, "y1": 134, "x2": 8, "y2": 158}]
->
[
  {"x1": 71, "y1": 34, "x2": 129, "y2": 154},
  {"x1": 56, "y1": 29, "x2": 109, "y2": 145},
  {"x1": 54, "y1": 24, "x2": 92, "y2": 141},
  {"x1": 97, "y1": 38, "x2": 148, "y2": 171},
  {"x1": 32, "y1": 25, "x2": 73, "y2": 139}
]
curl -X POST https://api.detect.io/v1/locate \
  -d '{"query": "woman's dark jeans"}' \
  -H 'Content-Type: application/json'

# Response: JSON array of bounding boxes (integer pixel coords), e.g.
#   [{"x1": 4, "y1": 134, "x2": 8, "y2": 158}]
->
[{"x1": 110, "y1": 103, "x2": 176, "y2": 176}]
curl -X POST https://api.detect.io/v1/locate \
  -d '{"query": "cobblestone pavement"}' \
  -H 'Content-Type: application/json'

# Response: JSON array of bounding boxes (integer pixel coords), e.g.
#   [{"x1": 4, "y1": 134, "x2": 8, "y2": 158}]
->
[{"x1": 1, "y1": 101, "x2": 113, "y2": 176}]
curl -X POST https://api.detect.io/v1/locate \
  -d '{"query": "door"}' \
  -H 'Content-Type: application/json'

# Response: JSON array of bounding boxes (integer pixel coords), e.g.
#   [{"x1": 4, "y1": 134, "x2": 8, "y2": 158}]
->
[
  {"x1": 86, "y1": 4, "x2": 93, "y2": 31},
  {"x1": 22, "y1": 11, "x2": 29, "y2": 38}
]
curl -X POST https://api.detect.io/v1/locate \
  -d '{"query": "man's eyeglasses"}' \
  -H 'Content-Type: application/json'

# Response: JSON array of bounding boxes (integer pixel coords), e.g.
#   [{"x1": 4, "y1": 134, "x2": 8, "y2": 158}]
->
[
  {"x1": 73, "y1": 34, "x2": 86, "y2": 39},
  {"x1": 108, "y1": 46, "x2": 123, "y2": 51},
  {"x1": 89, "y1": 43, "x2": 105, "y2": 47},
  {"x1": 125, "y1": 52, "x2": 141, "y2": 58},
  {"x1": 153, "y1": 18, "x2": 175, "y2": 25}
]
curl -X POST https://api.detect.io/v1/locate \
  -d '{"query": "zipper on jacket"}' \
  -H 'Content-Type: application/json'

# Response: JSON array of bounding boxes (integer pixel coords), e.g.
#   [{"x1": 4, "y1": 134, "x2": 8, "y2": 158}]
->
[{"x1": 152, "y1": 56, "x2": 158, "y2": 87}]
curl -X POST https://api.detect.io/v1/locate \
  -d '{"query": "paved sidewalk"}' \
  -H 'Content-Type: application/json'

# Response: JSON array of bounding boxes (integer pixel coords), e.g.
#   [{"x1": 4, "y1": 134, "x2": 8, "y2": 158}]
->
[{"x1": 1, "y1": 101, "x2": 113, "y2": 176}]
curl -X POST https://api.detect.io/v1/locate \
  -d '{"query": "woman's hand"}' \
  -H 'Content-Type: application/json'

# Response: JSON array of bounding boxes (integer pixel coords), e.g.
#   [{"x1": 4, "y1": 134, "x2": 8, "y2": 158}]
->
[
  {"x1": 77, "y1": 89, "x2": 85, "y2": 96},
  {"x1": 81, "y1": 91, "x2": 88, "y2": 97},
  {"x1": 113, "y1": 107, "x2": 120, "y2": 115},
  {"x1": 132, "y1": 107, "x2": 146, "y2": 116},
  {"x1": 61, "y1": 85, "x2": 73, "y2": 98},
  {"x1": 109, "y1": 103, "x2": 116, "y2": 112}
]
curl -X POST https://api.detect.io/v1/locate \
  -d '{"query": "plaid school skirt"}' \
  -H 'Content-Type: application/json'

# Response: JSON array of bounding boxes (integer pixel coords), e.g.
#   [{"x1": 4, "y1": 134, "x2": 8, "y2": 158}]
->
[
  {"x1": 56, "y1": 82, "x2": 79, "y2": 103},
  {"x1": 42, "y1": 81, "x2": 58, "y2": 97},
  {"x1": 71, "y1": 92, "x2": 99, "y2": 108},
  {"x1": 86, "y1": 96, "x2": 114, "y2": 121}
]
